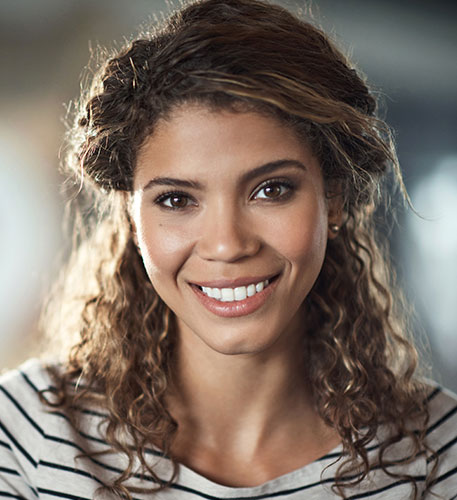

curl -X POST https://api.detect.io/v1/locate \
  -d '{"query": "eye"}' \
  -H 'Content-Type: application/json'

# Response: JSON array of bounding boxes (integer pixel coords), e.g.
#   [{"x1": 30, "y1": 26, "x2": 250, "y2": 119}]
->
[
  {"x1": 252, "y1": 180, "x2": 293, "y2": 201},
  {"x1": 155, "y1": 192, "x2": 196, "y2": 210}
]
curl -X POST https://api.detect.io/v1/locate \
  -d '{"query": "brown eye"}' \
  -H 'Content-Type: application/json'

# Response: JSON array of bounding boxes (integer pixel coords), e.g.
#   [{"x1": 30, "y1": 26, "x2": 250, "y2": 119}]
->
[
  {"x1": 263, "y1": 184, "x2": 282, "y2": 198},
  {"x1": 253, "y1": 181, "x2": 291, "y2": 200},
  {"x1": 169, "y1": 195, "x2": 188, "y2": 207},
  {"x1": 157, "y1": 192, "x2": 195, "y2": 210}
]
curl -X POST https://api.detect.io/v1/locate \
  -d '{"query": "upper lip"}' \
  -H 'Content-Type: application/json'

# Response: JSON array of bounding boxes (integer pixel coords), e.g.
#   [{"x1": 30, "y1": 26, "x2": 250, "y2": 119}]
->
[{"x1": 191, "y1": 273, "x2": 280, "y2": 289}]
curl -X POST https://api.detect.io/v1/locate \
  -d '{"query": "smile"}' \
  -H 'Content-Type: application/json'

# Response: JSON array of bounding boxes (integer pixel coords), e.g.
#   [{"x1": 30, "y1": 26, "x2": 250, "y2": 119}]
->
[
  {"x1": 198, "y1": 279, "x2": 270, "y2": 302},
  {"x1": 190, "y1": 275, "x2": 280, "y2": 318}
]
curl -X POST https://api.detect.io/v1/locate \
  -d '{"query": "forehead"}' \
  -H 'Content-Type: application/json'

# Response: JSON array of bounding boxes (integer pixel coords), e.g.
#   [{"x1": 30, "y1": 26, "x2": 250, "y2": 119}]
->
[{"x1": 134, "y1": 104, "x2": 320, "y2": 187}]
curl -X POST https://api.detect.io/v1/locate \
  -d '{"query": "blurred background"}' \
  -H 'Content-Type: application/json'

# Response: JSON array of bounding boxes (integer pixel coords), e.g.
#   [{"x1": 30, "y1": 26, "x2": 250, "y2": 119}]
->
[{"x1": 0, "y1": 0, "x2": 456, "y2": 390}]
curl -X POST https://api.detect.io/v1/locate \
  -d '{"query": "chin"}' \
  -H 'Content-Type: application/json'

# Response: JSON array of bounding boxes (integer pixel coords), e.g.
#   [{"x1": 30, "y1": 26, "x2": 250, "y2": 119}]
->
[{"x1": 200, "y1": 329, "x2": 281, "y2": 357}]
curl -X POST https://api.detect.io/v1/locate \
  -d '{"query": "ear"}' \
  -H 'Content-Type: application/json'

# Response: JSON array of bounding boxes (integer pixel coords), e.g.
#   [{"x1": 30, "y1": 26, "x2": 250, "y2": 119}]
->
[{"x1": 326, "y1": 183, "x2": 344, "y2": 240}]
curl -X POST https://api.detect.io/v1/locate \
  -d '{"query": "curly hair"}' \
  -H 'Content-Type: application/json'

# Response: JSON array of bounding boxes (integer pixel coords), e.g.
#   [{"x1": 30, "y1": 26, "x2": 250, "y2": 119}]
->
[{"x1": 40, "y1": 0, "x2": 437, "y2": 497}]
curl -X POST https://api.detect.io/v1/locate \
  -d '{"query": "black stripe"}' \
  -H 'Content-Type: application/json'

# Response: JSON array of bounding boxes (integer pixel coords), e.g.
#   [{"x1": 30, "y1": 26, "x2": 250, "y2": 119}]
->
[
  {"x1": 20, "y1": 372, "x2": 164, "y2": 458},
  {"x1": 50, "y1": 411, "x2": 163, "y2": 457},
  {"x1": 20, "y1": 372, "x2": 103, "y2": 415},
  {"x1": 0, "y1": 387, "x2": 42, "y2": 436},
  {"x1": 39, "y1": 461, "x2": 104, "y2": 485},
  {"x1": 316, "y1": 447, "x2": 344, "y2": 461},
  {"x1": 430, "y1": 464, "x2": 457, "y2": 487},
  {"x1": 0, "y1": 387, "x2": 81, "y2": 454},
  {"x1": 46, "y1": 452, "x2": 123, "y2": 476},
  {"x1": 0, "y1": 421, "x2": 36, "y2": 467},
  {"x1": 426, "y1": 386, "x2": 441, "y2": 402},
  {"x1": 427, "y1": 434, "x2": 457, "y2": 463},
  {"x1": 0, "y1": 492, "x2": 27, "y2": 499},
  {"x1": 18, "y1": 374, "x2": 108, "y2": 447},
  {"x1": 317, "y1": 433, "x2": 428, "y2": 463},
  {"x1": 322, "y1": 387, "x2": 447, "y2": 463},
  {"x1": 39, "y1": 452, "x2": 160, "y2": 484},
  {"x1": 37, "y1": 489, "x2": 91, "y2": 500},
  {"x1": 46, "y1": 412, "x2": 110, "y2": 447},
  {"x1": 37, "y1": 488, "x2": 142, "y2": 500},
  {"x1": 31, "y1": 465, "x2": 357, "y2": 500},
  {"x1": 427, "y1": 404, "x2": 457, "y2": 435},
  {"x1": 0, "y1": 460, "x2": 39, "y2": 498},
  {"x1": 75, "y1": 408, "x2": 107, "y2": 419},
  {"x1": 0, "y1": 384, "x2": 114, "y2": 464},
  {"x1": 0, "y1": 467, "x2": 19, "y2": 477},
  {"x1": 317, "y1": 441, "x2": 380, "y2": 462},
  {"x1": 164, "y1": 462, "x2": 430, "y2": 500},
  {"x1": 0, "y1": 440, "x2": 12, "y2": 451},
  {"x1": 165, "y1": 469, "x2": 396, "y2": 500},
  {"x1": 345, "y1": 476, "x2": 426, "y2": 499},
  {"x1": 0, "y1": 481, "x2": 38, "y2": 500},
  {"x1": 36, "y1": 459, "x2": 403, "y2": 500},
  {"x1": 20, "y1": 370, "x2": 52, "y2": 394},
  {"x1": 20, "y1": 369, "x2": 90, "y2": 394},
  {"x1": 321, "y1": 386, "x2": 443, "y2": 463},
  {"x1": 39, "y1": 457, "x2": 165, "y2": 488},
  {"x1": 168, "y1": 476, "x2": 335, "y2": 499},
  {"x1": 0, "y1": 387, "x2": 123, "y2": 478}
]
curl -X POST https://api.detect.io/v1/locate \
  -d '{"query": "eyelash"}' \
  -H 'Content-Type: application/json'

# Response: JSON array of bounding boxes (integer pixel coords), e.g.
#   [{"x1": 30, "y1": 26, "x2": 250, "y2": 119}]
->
[
  {"x1": 251, "y1": 178, "x2": 295, "y2": 201},
  {"x1": 154, "y1": 191, "x2": 196, "y2": 210},
  {"x1": 153, "y1": 178, "x2": 295, "y2": 211}
]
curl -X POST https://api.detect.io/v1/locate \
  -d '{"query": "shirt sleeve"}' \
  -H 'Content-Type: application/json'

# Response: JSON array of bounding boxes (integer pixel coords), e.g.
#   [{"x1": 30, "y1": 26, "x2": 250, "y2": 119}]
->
[
  {"x1": 0, "y1": 436, "x2": 38, "y2": 498},
  {"x1": 425, "y1": 386, "x2": 457, "y2": 499},
  {"x1": 0, "y1": 366, "x2": 41, "y2": 499}
]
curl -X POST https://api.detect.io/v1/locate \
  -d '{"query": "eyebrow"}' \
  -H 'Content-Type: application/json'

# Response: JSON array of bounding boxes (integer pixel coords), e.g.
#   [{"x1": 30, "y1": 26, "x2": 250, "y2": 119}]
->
[{"x1": 142, "y1": 159, "x2": 307, "y2": 191}]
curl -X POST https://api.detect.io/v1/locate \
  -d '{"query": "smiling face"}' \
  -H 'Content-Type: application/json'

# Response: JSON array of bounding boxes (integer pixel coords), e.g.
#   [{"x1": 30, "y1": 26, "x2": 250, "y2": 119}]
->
[{"x1": 132, "y1": 104, "x2": 336, "y2": 356}]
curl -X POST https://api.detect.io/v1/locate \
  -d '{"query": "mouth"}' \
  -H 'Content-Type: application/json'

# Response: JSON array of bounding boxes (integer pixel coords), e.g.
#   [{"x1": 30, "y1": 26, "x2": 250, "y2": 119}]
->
[
  {"x1": 189, "y1": 274, "x2": 281, "y2": 318},
  {"x1": 192, "y1": 274, "x2": 279, "y2": 302}
]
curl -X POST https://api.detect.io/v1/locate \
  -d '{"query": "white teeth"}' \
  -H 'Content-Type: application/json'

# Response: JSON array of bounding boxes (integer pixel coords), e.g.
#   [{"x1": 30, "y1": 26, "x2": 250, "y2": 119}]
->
[
  {"x1": 199, "y1": 279, "x2": 271, "y2": 302},
  {"x1": 221, "y1": 288, "x2": 234, "y2": 302},
  {"x1": 234, "y1": 286, "x2": 247, "y2": 301}
]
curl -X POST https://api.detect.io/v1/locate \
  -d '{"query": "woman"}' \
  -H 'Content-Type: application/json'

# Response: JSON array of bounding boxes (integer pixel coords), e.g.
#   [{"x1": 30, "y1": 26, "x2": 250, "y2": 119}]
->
[{"x1": 1, "y1": 0, "x2": 456, "y2": 498}]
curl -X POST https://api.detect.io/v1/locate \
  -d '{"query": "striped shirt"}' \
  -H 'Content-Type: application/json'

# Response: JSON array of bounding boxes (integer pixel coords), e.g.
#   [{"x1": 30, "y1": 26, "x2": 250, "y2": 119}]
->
[{"x1": 1, "y1": 359, "x2": 456, "y2": 499}]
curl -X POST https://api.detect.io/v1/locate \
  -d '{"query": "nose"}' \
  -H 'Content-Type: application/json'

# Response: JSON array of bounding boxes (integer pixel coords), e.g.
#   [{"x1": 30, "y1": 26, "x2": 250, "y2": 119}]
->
[{"x1": 196, "y1": 202, "x2": 261, "y2": 262}]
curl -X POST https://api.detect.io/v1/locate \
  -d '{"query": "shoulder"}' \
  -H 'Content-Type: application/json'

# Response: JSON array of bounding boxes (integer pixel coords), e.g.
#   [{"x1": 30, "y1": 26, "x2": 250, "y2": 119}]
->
[
  {"x1": 0, "y1": 358, "x2": 57, "y2": 420},
  {"x1": 0, "y1": 359, "x2": 59, "y2": 497},
  {"x1": 424, "y1": 382, "x2": 457, "y2": 497},
  {"x1": 0, "y1": 359, "x2": 62, "y2": 453},
  {"x1": 0, "y1": 359, "x2": 121, "y2": 498},
  {"x1": 0, "y1": 358, "x2": 56, "y2": 436},
  {"x1": 0, "y1": 357, "x2": 107, "y2": 447},
  {"x1": 0, "y1": 357, "x2": 55, "y2": 393},
  {"x1": 425, "y1": 382, "x2": 457, "y2": 448}
]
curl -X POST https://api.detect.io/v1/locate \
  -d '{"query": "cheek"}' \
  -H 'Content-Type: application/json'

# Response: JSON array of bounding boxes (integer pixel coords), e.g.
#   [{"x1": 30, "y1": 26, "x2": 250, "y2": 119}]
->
[
  {"x1": 268, "y1": 202, "x2": 328, "y2": 267},
  {"x1": 137, "y1": 213, "x2": 194, "y2": 284}
]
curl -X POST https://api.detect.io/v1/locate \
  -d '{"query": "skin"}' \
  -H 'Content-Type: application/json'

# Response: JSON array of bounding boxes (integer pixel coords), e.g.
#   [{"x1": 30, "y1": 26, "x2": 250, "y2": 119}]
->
[{"x1": 131, "y1": 104, "x2": 342, "y2": 487}]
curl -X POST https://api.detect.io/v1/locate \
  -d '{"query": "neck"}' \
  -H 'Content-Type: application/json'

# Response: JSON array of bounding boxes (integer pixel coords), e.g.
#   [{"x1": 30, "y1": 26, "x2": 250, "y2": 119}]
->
[
  {"x1": 167, "y1": 321, "x2": 321, "y2": 456},
  {"x1": 164, "y1": 317, "x2": 341, "y2": 487}
]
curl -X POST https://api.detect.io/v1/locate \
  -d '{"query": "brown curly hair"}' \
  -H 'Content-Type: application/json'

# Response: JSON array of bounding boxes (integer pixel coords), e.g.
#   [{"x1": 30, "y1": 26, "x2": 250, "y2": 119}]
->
[{"x1": 40, "y1": 0, "x2": 437, "y2": 497}]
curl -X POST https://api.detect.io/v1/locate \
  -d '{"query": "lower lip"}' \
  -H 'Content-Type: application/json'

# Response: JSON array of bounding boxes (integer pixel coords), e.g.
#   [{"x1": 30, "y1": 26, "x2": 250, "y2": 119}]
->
[{"x1": 190, "y1": 277, "x2": 280, "y2": 318}]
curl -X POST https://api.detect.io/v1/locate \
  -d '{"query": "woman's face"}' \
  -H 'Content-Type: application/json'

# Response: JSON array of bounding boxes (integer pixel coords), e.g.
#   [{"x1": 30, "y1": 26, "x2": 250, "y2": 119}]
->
[{"x1": 132, "y1": 104, "x2": 335, "y2": 356}]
